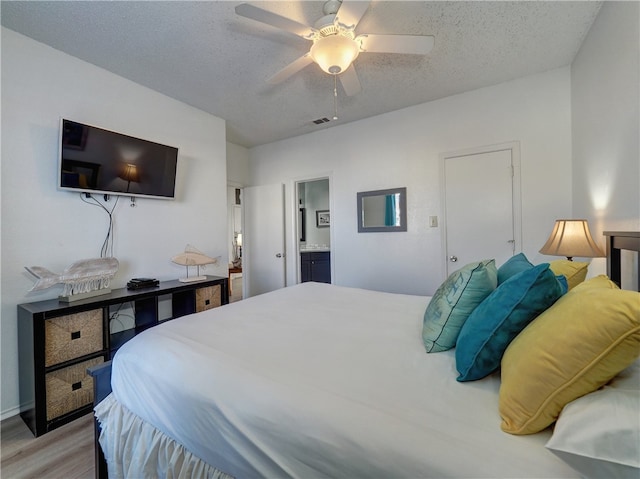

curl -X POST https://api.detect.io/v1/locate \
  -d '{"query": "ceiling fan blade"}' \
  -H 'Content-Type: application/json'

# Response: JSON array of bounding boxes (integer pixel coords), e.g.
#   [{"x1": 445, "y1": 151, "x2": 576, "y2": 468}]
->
[
  {"x1": 235, "y1": 3, "x2": 314, "y2": 39},
  {"x1": 267, "y1": 53, "x2": 314, "y2": 84},
  {"x1": 339, "y1": 64, "x2": 361, "y2": 96},
  {"x1": 335, "y1": 0, "x2": 370, "y2": 30},
  {"x1": 358, "y1": 34, "x2": 435, "y2": 55}
]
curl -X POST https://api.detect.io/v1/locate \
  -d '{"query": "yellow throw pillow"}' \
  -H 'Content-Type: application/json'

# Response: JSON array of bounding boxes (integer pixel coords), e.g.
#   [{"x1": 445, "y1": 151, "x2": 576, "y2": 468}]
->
[
  {"x1": 499, "y1": 276, "x2": 640, "y2": 435},
  {"x1": 548, "y1": 260, "x2": 589, "y2": 290},
  {"x1": 568, "y1": 273, "x2": 617, "y2": 290}
]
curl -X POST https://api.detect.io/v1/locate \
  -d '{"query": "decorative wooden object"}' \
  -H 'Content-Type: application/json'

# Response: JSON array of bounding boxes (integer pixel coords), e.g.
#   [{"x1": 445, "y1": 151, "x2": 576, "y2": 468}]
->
[{"x1": 25, "y1": 257, "x2": 119, "y2": 301}]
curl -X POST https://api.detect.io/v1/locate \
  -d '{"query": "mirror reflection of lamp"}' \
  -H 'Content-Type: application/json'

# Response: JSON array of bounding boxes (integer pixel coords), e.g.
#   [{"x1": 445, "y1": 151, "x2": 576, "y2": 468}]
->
[
  {"x1": 119, "y1": 163, "x2": 140, "y2": 193},
  {"x1": 232, "y1": 233, "x2": 243, "y2": 268}
]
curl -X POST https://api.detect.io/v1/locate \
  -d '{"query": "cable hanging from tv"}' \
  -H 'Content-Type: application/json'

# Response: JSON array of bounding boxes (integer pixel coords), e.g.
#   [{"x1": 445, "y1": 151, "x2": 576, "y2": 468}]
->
[{"x1": 80, "y1": 193, "x2": 118, "y2": 258}]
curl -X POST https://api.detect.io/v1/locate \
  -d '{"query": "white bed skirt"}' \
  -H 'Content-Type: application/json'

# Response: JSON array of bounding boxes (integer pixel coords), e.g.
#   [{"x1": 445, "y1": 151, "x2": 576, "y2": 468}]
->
[{"x1": 95, "y1": 393, "x2": 234, "y2": 479}]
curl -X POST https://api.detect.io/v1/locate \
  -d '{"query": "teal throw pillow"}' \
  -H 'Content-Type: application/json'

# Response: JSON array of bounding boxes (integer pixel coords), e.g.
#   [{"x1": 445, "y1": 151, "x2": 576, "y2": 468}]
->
[
  {"x1": 455, "y1": 263, "x2": 567, "y2": 381},
  {"x1": 422, "y1": 259, "x2": 497, "y2": 353},
  {"x1": 497, "y1": 253, "x2": 534, "y2": 284}
]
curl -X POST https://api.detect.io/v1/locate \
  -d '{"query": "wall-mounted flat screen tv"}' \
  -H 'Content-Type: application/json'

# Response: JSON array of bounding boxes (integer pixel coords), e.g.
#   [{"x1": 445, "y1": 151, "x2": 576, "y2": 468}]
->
[{"x1": 58, "y1": 119, "x2": 178, "y2": 200}]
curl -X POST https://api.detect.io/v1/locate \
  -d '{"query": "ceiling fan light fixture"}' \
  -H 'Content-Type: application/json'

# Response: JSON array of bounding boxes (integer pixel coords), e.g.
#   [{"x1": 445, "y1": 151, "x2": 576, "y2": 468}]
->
[{"x1": 310, "y1": 34, "x2": 360, "y2": 75}]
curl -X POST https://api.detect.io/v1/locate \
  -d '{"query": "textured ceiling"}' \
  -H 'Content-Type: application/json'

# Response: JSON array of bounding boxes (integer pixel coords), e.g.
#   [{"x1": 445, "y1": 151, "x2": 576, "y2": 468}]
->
[{"x1": 2, "y1": 1, "x2": 602, "y2": 148}]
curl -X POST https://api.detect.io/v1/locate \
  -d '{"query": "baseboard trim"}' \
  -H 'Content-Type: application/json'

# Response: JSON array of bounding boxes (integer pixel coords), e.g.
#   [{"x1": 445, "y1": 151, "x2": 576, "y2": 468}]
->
[{"x1": 1, "y1": 405, "x2": 21, "y2": 422}]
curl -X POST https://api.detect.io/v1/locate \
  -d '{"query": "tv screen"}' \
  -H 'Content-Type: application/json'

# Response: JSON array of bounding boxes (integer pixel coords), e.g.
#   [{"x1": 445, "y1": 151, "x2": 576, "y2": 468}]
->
[{"x1": 59, "y1": 119, "x2": 178, "y2": 199}]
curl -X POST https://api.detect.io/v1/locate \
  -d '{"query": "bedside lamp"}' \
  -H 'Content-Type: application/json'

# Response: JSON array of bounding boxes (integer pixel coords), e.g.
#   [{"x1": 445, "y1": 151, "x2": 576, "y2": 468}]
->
[
  {"x1": 119, "y1": 163, "x2": 140, "y2": 193},
  {"x1": 539, "y1": 219, "x2": 605, "y2": 261}
]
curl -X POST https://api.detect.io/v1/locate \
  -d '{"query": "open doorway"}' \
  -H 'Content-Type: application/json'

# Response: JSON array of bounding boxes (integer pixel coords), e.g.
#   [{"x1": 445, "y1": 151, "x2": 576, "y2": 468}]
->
[
  {"x1": 295, "y1": 177, "x2": 332, "y2": 284},
  {"x1": 227, "y1": 185, "x2": 243, "y2": 302}
]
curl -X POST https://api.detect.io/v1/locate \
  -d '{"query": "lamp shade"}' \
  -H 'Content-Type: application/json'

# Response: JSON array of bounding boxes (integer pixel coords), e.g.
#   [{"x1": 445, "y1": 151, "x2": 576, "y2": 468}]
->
[
  {"x1": 119, "y1": 163, "x2": 140, "y2": 183},
  {"x1": 539, "y1": 219, "x2": 605, "y2": 260},
  {"x1": 310, "y1": 34, "x2": 360, "y2": 74}
]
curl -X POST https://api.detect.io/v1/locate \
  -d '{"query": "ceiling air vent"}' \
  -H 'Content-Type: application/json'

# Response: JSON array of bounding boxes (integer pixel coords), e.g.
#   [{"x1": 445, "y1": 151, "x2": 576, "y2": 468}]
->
[{"x1": 312, "y1": 117, "x2": 331, "y2": 125}]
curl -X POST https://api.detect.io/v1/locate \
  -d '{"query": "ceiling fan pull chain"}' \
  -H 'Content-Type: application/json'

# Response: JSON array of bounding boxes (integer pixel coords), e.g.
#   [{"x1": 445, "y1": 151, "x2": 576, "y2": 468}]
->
[{"x1": 333, "y1": 75, "x2": 339, "y2": 120}]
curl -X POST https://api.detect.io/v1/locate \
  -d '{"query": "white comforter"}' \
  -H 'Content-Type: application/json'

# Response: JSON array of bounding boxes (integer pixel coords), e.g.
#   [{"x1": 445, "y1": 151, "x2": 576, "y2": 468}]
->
[{"x1": 104, "y1": 282, "x2": 577, "y2": 478}]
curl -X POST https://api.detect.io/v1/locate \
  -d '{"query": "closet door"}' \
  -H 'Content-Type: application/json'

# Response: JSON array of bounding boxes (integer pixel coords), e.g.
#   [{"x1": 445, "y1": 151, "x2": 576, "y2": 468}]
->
[{"x1": 442, "y1": 143, "x2": 521, "y2": 276}]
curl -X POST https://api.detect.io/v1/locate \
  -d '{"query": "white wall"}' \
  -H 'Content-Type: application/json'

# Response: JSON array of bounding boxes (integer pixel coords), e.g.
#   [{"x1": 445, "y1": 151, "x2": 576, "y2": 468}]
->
[
  {"x1": 1, "y1": 28, "x2": 228, "y2": 418},
  {"x1": 571, "y1": 1, "x2": 640, "y2": 288},
  {"x1": 226, "y1": 141, "x2": 250, "y2": 186},
  {"x1": 249, "y1": 68, "x2": 573, "y2": 296}
]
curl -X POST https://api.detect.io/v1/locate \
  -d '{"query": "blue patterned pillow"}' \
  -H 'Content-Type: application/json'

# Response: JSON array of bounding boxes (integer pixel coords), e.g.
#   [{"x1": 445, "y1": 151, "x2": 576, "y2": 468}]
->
[
  {"x1": 422, "y1": 260, "x2": 497, "y2": 352},
  {"x1": 497, "y1": 253, "x2": 534, "y2": 284},
  {"x1": 455, "y1": 263, "x2": 567, "y2": 381}
]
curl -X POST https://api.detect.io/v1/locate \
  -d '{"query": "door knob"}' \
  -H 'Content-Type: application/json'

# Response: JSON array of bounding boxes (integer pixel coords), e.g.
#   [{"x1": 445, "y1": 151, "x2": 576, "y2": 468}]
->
[
  {"x1": 275, "y1": 253, "x2": 283, "y2": 258},
  {"x1": 449, "y1": 255, "x2": 458, "y2": 262}
]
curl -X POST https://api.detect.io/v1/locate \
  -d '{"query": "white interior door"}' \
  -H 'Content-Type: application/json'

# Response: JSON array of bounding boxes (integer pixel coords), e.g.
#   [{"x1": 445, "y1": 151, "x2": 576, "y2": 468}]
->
[
  {"x1": 443, "y1": 144, "x2": 521, "y2": 275},
  {"x1": 243, "y1": 184, "x2": 286, "y2": 297}
]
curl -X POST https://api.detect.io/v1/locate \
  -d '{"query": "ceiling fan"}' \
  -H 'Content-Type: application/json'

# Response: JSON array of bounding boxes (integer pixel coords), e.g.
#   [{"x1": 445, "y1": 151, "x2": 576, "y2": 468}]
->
[{"x1": 235, "y1": 0, "x2": 435, "y2": 96}]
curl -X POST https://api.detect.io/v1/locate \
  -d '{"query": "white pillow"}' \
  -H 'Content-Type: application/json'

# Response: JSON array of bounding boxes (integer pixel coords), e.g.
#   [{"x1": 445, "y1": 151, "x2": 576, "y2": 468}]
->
[{"x1": 545, "y1": 360, "x2": 640, "y2": 479}]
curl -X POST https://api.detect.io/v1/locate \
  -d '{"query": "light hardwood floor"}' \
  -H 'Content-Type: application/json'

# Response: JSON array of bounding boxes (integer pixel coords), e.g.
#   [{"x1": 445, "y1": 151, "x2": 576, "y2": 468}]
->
[
  {"x1": 1, "y1": 413, "x2": 94, "y2": 479},
  {"x1": 229, "y1": 275, "x2": 243, "y2": 303}
]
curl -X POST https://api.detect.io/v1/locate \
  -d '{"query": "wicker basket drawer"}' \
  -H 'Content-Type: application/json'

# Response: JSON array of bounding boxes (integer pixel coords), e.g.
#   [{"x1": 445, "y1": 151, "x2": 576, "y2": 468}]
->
[
  {"x1": 45, "y1": 356, "x2": 103, "y2": 421},
  {"x1": 196, "y1": 285, "x2": 221, "y2": 312},
  {"x1": 45, "y1": 309, "x2": 103, "y2": 367}
]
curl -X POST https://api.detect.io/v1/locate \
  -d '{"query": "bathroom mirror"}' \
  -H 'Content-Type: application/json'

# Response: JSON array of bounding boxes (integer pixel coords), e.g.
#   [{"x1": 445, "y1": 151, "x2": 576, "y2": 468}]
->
[{"x1": 357, "y1": 187, "x2": 407, "y2": 233}]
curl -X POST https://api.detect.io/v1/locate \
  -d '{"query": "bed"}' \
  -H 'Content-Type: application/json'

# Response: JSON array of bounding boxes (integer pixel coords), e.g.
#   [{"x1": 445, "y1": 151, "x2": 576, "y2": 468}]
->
[{"x1": 93, "y1": 232, "x2": 640, "y2": 479}]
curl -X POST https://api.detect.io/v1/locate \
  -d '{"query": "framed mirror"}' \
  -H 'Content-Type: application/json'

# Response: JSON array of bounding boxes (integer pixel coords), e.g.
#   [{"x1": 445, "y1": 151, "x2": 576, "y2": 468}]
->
[{"x1": 357, "y1": 187, "x2": 407, "y2": 233}]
